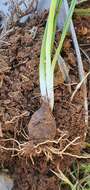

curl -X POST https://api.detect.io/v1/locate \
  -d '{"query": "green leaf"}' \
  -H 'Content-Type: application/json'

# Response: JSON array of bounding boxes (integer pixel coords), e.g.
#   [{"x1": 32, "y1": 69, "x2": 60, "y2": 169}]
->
[
  {"x1": 39, "y1": 0, "x2": 77, "y2": 110},
  {"x1": 52, "y1": 0, "x2": 77, "y2": 71}
]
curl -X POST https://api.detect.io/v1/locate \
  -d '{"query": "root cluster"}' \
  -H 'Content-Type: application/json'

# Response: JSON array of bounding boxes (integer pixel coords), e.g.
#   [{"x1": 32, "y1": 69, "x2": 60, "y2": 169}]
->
[{"x1": 0, "y1": 132, "x2": 81, "y2": 164}]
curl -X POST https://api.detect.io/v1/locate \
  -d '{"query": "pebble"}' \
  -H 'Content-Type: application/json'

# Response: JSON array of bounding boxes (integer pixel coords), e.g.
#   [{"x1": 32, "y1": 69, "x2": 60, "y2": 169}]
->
[{"x1": 0, "y1": 173, "x2": 13, "y2": 190}]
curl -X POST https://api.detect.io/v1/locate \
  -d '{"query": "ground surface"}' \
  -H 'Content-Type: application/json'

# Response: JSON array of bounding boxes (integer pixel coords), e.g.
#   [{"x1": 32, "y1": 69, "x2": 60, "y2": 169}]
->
[{"x1": 0, "y1": 4, "x2": 90, "y2": 190}]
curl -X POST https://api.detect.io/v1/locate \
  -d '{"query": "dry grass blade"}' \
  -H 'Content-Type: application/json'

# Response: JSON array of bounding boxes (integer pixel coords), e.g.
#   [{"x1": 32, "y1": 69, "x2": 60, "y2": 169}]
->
[
  {"x1": 71, "y1": 71, "x2": 90, "y2": 101},
  {"x1": 64, "y1": 0, "x2": 88, "y2": 127},
  {"x1": 58, "y1": 55, "x2": 71, "y2": 93},
  {"x1": 0, "y1": 122, "x2": 3, "y2": 137},
  {"x1": 0, "y1": 28, "x2": 14, "y2": 40},
  {"x1": 80, "y1": 48, "x2": 90, "y2": 64},
  {"x1": 51, "y1": 168, "x2": 74, "y2": 189},
  {"x1": 77, "y1": 0, "x2": 89, "y2": 4}
]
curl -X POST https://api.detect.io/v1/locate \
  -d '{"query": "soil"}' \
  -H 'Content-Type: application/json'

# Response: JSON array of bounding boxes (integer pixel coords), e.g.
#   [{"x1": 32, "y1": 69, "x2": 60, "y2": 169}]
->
[{"x1": 0, "y1": 8, "x2": 90, "y2": 190}]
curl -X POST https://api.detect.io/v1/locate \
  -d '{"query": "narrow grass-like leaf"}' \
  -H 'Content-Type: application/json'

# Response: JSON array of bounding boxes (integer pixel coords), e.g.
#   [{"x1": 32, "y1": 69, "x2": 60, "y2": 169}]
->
[
  {"x1": 39, "y1": 0, "x2": 63, "y2": 108},
  {"x1": 51, "y1": 169, "x2": 74, "y2": 190},
  {"x1": 71, "y1": 71, "x2": 90, "y2": 101},
  {"x1": 46, "y1": 0, "x2": 58, "y2": 109},
  {"x1": 51, "y1": 0, "x2": 63, "y2": 49},
  {"x1": 39, "y1": 0, "x2": 77, "y2": 110},
  {"x1": 52, "y1": 0, "x2": 77, "y2": 71}
]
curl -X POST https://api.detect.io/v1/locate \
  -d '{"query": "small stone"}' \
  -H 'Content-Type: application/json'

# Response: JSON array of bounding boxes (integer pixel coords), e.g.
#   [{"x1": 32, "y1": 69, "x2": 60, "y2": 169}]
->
[{"x1": 0, "y1": 173, "x2": 13, "y2": 190}]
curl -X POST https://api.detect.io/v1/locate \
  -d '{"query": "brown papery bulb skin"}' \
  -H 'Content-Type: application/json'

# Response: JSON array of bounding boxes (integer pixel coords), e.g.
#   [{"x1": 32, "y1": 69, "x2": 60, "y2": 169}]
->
[{"x1": 28, "y1": 102, "x2": 56, "y2": 144}]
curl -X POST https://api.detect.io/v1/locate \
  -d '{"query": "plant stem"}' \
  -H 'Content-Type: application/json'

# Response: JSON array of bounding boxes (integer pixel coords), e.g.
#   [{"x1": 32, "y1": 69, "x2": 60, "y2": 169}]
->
[
  {"x1": 39, "y1": 25, "x2": 47, "y2": 100},
  {"x1": 46, "y1": 0, "x2": 59, "y2": 109}
]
